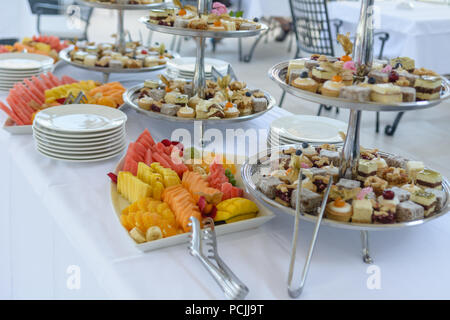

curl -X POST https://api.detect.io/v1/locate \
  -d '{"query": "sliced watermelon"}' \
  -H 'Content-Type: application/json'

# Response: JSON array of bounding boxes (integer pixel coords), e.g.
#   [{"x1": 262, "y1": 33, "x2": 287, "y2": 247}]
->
[
  {"x1": 221, "y1": 182, "x2": 243, "y2": 200},
  {"x1": 0, "y1": 102, "x2": 23, "y2": 125},
  {"x1": 122, "y1": 157, "x2": 139, "y2": 176},
  {"x1": 61, "y1": 75, "x2": 77, "y2": 84},
  {"x1": 144, "y1": 149, "x2": 153, "y2": 166}
]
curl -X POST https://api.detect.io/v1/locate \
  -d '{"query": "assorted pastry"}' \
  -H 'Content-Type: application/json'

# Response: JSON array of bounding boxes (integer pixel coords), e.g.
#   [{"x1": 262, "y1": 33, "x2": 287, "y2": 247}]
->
[
  {"x1": 0, "y1": 72, "x2": 126, "y2": 125},
  {"x1": 133, "y1": 75, "x2": 270, "y2": 119},
  {"x1": 0, "y1": 35, "x2": 69, "y2": 62},
  {"x1": 108, "y1": 128, "x2": 260, "y2": 244},
  {"x1": 67, "y1": 41, "x2": 173, "y2": 69},
  {"x1": 285, "y1": 34, "x2": 444, "y2": 103},
  {"x1": 147, "y1": 1, "x2": 261, "y2": 31},
  {"x1": 254, "y1": 143, "x2": 446, "y2": 224}
]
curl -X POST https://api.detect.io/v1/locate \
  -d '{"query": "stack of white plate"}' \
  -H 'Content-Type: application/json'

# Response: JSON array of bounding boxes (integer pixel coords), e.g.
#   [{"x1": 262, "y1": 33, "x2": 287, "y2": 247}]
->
[
  {"x1": 268, "y1": 115, "x2": 348, "y2": 148},
  {"x1": 32, "y1": 104, "x2": 127, "y2": 162},
  {"x1": 0, "y1": 53, "x2": 54, "y2": 91},
  {"x1": 165, "y1": 57, "x2": 229, "y2": 80}
]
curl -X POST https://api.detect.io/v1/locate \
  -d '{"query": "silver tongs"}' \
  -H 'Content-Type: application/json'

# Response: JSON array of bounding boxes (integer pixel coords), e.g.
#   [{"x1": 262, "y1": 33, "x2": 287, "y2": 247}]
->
[
  {"x1": 287, "y1": 169, "x2": 333, "y2": 298},
  {"x1": 64, "y1": 91, "x2": 88, "y2": 105},
  {"x1": 188, "y1": 217, "x2": 249, "y2": 300},
  {"x1": 211, "y1": 64, "x2": 238, "y2": 82}
]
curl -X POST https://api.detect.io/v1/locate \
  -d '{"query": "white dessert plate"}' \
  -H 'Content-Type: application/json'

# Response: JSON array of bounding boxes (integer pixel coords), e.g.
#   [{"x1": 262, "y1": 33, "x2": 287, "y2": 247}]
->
[
  {"x1": 34, "y1": 104, "x2": 127, "y2": 133},
  {"x1": 34, "y1": 131, "x2": 126, "y2": 147},
  {"x1": 271, "y1": 115, "x2": 347, "y2": 144},
  {"x1": 36, "y1": 143, "x2": 126, "y2": 160},
  {"x1": 36, "y1": 146, "x2": 125, "y2": 163},
  {"x1": 110, "y1": 155, "x2": 275, "y2": 252},
  {"x1": 37, "y1": 140, "x2": 126, "y2": 156},
  {"x1": 0, "y1": 53, "x2": 54, "y2": 70},
  {"x1": 33, "y1": 129, "x2": 125, "y2": 143},
  {"x1": 167, "y1": 57, "x2": 228, "y2": 74},
  {"x1": 33, "y1": 122, "x2": 125, "y2": 138},
  {"x1": 35, "y1": 136, "x2": 126, "y2": 151}
]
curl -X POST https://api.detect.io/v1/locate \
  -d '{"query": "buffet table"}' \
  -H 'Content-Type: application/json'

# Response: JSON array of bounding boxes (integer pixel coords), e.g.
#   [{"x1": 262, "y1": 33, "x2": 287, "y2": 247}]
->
[
  {"x1": 1, "y1": 63, "x2": 450, "y2": 299},
  {"x1": 328, "y1": 0, "x2": 450, "y2": 75}
]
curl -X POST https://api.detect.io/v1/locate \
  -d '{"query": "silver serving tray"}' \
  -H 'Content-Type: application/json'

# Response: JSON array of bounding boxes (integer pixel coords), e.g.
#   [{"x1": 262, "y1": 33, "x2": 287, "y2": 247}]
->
[
  {"x1": 59, "y1": 47, "x2": 179, "y2": 74},
  {"x1": 140, "y1": 17, "x2": 268, "y2": 38},
  {"x1": 123, "y1": 83, "x2": 277, "y2": 124},
  {"x1": 241, "y1": 144, "x2": 450, "y2": 231},
  {"x1": 76, "y1": 0, "x2": 166, "y2": 10},
  {"x1": 269, "y1": 60, "x2": 450, "y2": 112}
]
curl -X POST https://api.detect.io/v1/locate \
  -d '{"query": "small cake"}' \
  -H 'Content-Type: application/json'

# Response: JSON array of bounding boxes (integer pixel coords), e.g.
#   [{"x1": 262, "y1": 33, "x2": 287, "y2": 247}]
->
[
  {"x1": 390, "y1": 57, "x2": 415, "y2": 72},
  {"x1": 84, "y1": 54, "x2": 97, "y2": 67},
  {"x1": 414, "y1": 76, "x2": 442, "y2": 101},
  {"x1": 148, "y1": 88, "x2": 166, "y2": 101},
  {"x1": 339, "y1": 85, "x2": 371, "y2": 102},
  {"x1": 177, "y1": 106, "x2": 195, "y2": 118},
  {"x1": 109, "y1": 59, "x2": 123, "y2": 68},
  {"x1": 377, "y1": 190, "x2": 400, "y2": 207},
  {"x1": 292, "y1": 77, "x2": 318, "y2": 93},
  {"x1": 138, "y1": 97, "x2": 154, "y2": 110},
  {"x1": 410, "y1": 190, "x2": 437, "y2": 216},
  {"x1": 321, "y1": 80, "x2": 345, "y2": 97},
  {"x1": 290, "y1": 188, "x2": 323, "y2": 214},
  {"x1": 221, "y1": 20, "x2": 236, "y2": 31},
  {"x1": 367, "y1": 70, "x2": 388, "y2": 83},
  {"x1": 252, "y1": 97, "x2": 268, "y2": 113},
  {"x1": 396, "y1": 201, "x2": 424, "y2": 222},
  {"x1": 305, "y1": 59, "x2": 320, "y2": 71},
  {"x1": 372, "y1": 205, "x2": 396, "y2": 224},
  {"x1": 164, "y1": 91, "x2": 180, "y2": 104},
  {"x1": 357, "y1": 159, "x2": 378, "y2": 182},
  {"x1": 416, "y1": 169, "x2": 442, "y2": 189},
  {"x1": 370, "y1": 83, "x2": 402, "y2": 103},
  {"x1": 311, "y1": 67, "x2": 336, "y2": 84},
  {"x1": 188, "y1": 18, "x2": 208, "y2": 30},
  {"x1": 397, "y1": 70, "x2": 418, "y2": 86},
  {"x1": 406, "y1": 161, "x2": 424, "y2": 180},
  {"x1": 255, "y1": 176, "x2": 283, "y2": 199},
  {"x1": 400, "y1": 86, "x2": 416, "y2": 102},
  {"x1": 174, "y1": 17, "x2": 190, "y2": 28},
  {"x1": 175, "y1": 94, "x2": 189, "y2": 105},
  {"x1": 143, "y1": 80, "x2": 159, "y2": 89},
  {"x1": 386, "y1": 186, "x2": 411, "y2": 202},
  {"x1": 373, "y1": 157, "x2": 388, "y2": 171},
  {"x1": 351, "y1": 199, "x2": 373, "y2": 223},
  {"x1": 149, "y1": 9, "x2": 169, "y2": 21},
  {"x1": 326, "y1": 198, "x2": 352, "y2": 222},
  {"x1": 377, "y1": 167, "x2": 409, "y2": 186},
  {"x1": 274, "y1": 184, "x2": 295, "y2": 207},
  {"x1": 239, "y1": 22, "x2": 257, "y2": 31},
  {"x1": 160, "y1": 103, "x2": 180, "y2": 116},
  {"x1": 195, "y1": 100, "x2": 214, "y2": 119},
  {"x1": 385, "y1": 155, "x2": 407, "y2": 168},
  {"x1": 144, "y1": 56, "x2": 160, "y2": 67},
  {"x1": 401, "y1": 183, "x2": 422, "y2": 195},
  {"x1": 424, "y1": 188, "x2": 446, "y2": 211},
  {"x1": 73, "y1": 51, "x2": 88, "y2": 62},
  {"x1": 287, "y1": 59, "x2": 306, "y2": 84},
  {"x1": 319, "y1": 149, "x2": 340, "y2": 166},
  {"x1": 364, "y1": 176, "x2": 388, "y2": 196},
  {"x1": 330, "y1": 178, "x2": 361, "y2": 201}
]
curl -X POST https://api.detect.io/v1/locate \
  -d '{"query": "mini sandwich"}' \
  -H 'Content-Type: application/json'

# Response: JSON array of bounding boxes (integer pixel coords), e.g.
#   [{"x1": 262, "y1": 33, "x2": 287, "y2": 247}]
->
[
  {"x1": 370, "y1": 83, "x2": 402, "y2": 103},
  {"x1": 414, "y1": 76, "x2": 442, "y2": 100},
  {"x1": 416, "y1": 169, "x2": 442, "y2": 189}
]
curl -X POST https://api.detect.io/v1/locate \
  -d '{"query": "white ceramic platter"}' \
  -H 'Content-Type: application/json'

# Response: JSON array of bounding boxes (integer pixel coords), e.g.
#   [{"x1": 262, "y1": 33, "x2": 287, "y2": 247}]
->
[{"x1": 0, "y1": 53, "x2": 54, "y2": 71}]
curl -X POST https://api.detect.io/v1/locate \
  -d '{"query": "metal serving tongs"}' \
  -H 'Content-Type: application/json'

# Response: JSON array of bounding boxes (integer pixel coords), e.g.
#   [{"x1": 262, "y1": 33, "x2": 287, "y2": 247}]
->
[
  {"x1": 63, "y1": 91, "x2": 88, "y2": 105},
  {"x1": 211, "y1": 64, "x2": 238, "y2": 82},
  {"x1": 287, "y1": 169, "x2": 333, "y2": 298},
  {"x1": 188, "y1": 217, "x2": 249, "y2": 300}
]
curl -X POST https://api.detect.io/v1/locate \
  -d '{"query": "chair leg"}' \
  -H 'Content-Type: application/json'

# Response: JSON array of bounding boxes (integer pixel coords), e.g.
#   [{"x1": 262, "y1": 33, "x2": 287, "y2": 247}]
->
[
  {"x1": 279, "y1": 90, "x2": 286, "y2": 108},
  {"x1": 238, "y1": 38, "x2": 243, "y2": 61},
  {"x1": 243, "y1": 28, "x2": 270, "y2": 63},
  {"x1": 384, "y1": 112, "x2": 404, "y2": 136},
  {"x1": 317, "y1": 104, "x2": 325, "y2": 116},
  {"x1": 335, "y1": 107, "x2": 339, "y2": 114},
  {"x1": 376, "y1": 112, "x2": 380, "y2": 133}
]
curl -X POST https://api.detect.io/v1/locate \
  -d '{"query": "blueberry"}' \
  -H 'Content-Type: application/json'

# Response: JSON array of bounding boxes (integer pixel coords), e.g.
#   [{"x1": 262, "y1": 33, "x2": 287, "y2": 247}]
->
[
  {"x1": 295, "y1": 149, "x2": 303, "y2": 156},
  {"x1": 300, "y1": 71, "x2": 309, "y2": 79},
  {"x1": 155, "y1": 42, "x2": 159, "y2": 46},
  {"x1": 245, "y1": 91, "x2": 252, "y2": 97},
  {"x1": 302, "y1": 142, "x2": 309, "y2": 148},
  {"x1": 165, "y1": 49, "x2": 168, "y2": 53},
  {"x1": 301, "y1": 174, "x2": 306, "y2": 180},
  {"x1": 253, "y1": 17, "x2": 259, "y2": 22},
  {"x1": 368, "y1": 77, "x2": 376, "y2": 84},
  {"x1": 394, "y1": 62, "x2": 402, "y2": 69}
]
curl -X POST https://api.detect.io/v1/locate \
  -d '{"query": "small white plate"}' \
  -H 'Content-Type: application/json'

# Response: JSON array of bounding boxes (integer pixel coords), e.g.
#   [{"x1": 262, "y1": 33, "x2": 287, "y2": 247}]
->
[
  {"x1": 271, "y1": 115, "x2": 347, "y2": 144},
  {"x1": 36, "y1": 146, "x2": 125, "y2": 163},
  {"x1": 33, "y1": 122, "x2": 125, "y2": 138},
  {"x1": 34, "y1": 131, "x2": 126, "y2": 147},
  {"x1": 34, "y1": 128, "x2": 125, "y2": 143},
  {"x1": 167, "y1": 57, "x2": 228, "y2": 74},
  {"x1": 36, "y1": 143, "x2": 126, "y2": 161},
  {"x1": 37, "y1": 140, "x2": 127, "y2": 156},
  {"x1": 0, "y1": 53, "x2": 54, "y2": 70},
  {"x1": 35, "y1": 135, "x2": 126, "y2": 151},
  {"x1": 34, "y1": 104, "x2": 127, "y2": 133}
]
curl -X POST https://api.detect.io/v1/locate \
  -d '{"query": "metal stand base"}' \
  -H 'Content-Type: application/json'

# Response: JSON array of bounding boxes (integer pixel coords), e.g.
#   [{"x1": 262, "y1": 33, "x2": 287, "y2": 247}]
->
[
  {"x1": 360, "y1": 231, "x2": 373, "y2": 264},
  {"x1": 384, "y1": 112, "x2": 404, "y2": 136}
]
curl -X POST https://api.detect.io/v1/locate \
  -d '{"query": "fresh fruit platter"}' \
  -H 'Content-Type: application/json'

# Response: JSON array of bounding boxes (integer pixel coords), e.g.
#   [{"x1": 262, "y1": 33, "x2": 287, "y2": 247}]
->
[
  {"x1": 241, "y1": 143, "x2": 449, "y2": 231},
  {"x1": 0, "y1": 36, "x2": 69, "y2": 62},
  {"x1": 61, "y1": 41, "x2": 176, "y2": 71},
  {"x1": 124, "y1": 75, "x2": 276, "y2": 122},
  {"x1": 269, "y1": 34, "x2": 450, "y2": 111},
  {"x1": 109, "y1": 128, "x2": 274, "y2": 251}
]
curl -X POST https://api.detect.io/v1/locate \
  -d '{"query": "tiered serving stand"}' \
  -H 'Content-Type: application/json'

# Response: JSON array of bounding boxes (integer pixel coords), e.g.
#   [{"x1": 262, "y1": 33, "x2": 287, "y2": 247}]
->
[
  {"x1": 64, "y1": 0, "x2": 168, "y2": 83},
  {"x1": 241, "y1": 0, "x2": 450, "y2": 297},
  {"x1": 131, "y1": 0, "x2": 270, "y2": 145}
]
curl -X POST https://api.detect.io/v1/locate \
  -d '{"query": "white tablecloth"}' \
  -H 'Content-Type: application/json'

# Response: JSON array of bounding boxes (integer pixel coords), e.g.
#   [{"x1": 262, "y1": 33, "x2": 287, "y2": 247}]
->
[
  {"x1": 328, "y1": 0, "x2": 450, "y2": 74},
  {"x1": 0, "y1": 0, "x2": 36, "y2": 40},
  {"x1": 1, "y1": 63, "x2": 450, "y2": 299}
]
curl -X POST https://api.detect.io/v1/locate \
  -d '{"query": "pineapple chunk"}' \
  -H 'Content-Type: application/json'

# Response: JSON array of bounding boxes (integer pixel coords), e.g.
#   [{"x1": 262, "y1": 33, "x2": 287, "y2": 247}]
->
[
  {"x1": 117, "y1": 171, "x2": 152, "y2": 203},
  {"x1": 151, "y1": 162, "x2": 181, "y2": 187}
]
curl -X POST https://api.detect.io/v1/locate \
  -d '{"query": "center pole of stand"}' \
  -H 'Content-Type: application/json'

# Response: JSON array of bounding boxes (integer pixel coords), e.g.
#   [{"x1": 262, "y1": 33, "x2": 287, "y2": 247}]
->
[
  {"x1": 192, "y1": 0, "x2": 211, "y2": 98},
  {"x1": 117, "y1": 9, "x2": 126, "y2": 54},
  {"x1": 339, "y1": 0, "x2": 374, "y2": 179}
]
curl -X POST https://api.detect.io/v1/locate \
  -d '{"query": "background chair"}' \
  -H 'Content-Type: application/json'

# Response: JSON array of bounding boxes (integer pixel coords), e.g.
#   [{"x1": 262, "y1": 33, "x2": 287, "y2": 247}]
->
[
  {"x1": 28, "y1": 0, "x2": 93, "y2": 41},
  {"x1": 279, "y1": 0, "x2": 401, "y2": 135}
]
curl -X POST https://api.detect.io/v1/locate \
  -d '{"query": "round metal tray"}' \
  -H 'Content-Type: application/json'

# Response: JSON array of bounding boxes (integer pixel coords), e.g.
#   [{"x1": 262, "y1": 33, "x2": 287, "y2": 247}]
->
[
  {"x1": 76, "y1": 0, "x2": 166, "y2": 10},
  {"x1": 123, "y1": 83, "x2": 277, "y2": 124},
  {"x1": 241, "y1": 144, "x2": 450, "y2": 231},
  {"x1": 269, "y1": 60, "x2": 450, "y2": 112},
  {"x1": 59, "y1": 47, "x2": 179, "y2": 75},
  {"x1": 140, "y1": 17, "x2": 269, "y2": 38}
]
